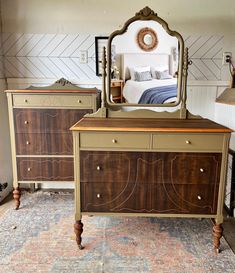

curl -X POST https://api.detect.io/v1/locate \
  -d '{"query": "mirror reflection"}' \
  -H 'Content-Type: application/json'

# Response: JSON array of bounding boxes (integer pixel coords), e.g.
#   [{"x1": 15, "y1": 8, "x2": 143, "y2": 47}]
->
[{"x1": 109, "y1": 20, "x2": 180, "y2": 105}]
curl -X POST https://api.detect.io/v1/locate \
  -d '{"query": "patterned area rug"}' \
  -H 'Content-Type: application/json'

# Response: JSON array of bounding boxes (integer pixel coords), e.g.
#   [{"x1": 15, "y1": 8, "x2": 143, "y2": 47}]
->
[{"x1": 0, "y1": 191, "x2": 235, "y2": 273}]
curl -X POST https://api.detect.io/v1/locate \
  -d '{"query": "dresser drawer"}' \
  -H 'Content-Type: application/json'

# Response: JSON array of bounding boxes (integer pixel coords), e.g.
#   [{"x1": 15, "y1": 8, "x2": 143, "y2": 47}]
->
[
  {"x1": 14, "y1": 109, "x2": 92, "y2": 133},
  {"x1": 17, "y1": 157, "x2": 74, "y2": 181},
  {"x1": 80, "y1": 132, "x2": 151, "y2": 149},
  {"x1": 80, "y1": 151, "x2": 136, "y2": 183},
  {"x1": 81, "y1": 182, "x2": 218, "y2": 214},
  {"x1": 13, "y1": 94, "x2": 92, "y2": 108},
  {"x1": 153, "y1": 133, "x2": 224, "y2": 152},
  {"x1": 15, "y1": 133, "x2": 73, "y2": 155}
]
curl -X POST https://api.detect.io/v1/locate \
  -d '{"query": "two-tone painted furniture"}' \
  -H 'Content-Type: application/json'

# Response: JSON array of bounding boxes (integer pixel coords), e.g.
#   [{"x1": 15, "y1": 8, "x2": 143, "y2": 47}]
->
[
  {"x1": 70, "y1": 7, "x2": 233, "y2": 253},
  {"x1": 6, "y1": 78, "x2": 100, "y2": 209},
  {"x1": 71, "y1": 118, "x2": 232, "y2": 252}
]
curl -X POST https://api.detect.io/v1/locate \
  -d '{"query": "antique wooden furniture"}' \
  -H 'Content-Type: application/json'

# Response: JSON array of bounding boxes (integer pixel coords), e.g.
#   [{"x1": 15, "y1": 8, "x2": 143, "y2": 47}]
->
[
  {"x1": 6, "y1": 78, "x2": 100, "y2": 209},
  {"x1": 110, "y1": 79, "x2": 124, "y2": 102},
  {"x1": 70, "y1": 7, "x2": 232, "y2": 253}
]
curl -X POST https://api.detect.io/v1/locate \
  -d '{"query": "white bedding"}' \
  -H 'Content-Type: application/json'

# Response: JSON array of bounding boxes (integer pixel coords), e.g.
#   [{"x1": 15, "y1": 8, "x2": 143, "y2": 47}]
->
[{"x1": 123, "y1": 78, "x2": 177, "y2": 104}]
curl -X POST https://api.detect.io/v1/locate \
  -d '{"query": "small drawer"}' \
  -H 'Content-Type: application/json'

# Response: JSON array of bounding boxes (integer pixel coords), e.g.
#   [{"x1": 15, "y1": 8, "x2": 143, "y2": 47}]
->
[
  {"x1": 153, "y1": 133, "x2": 224, "y2": 152},
  {"x1": 17, "y1": 157, "x2": 74, "y2": 181},
  {"x1": 80, "y1": 132, "x2": 151, "y2": 149},
  {"x1": 12, "y1": 94, "x2": 92, "y2": 108}
]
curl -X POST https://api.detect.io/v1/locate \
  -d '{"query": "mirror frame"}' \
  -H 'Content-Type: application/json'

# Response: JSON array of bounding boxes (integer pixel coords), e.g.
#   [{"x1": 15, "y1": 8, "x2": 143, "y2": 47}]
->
[{"x1": 106, "y1": 6, "x2": 185, "y2": 108}]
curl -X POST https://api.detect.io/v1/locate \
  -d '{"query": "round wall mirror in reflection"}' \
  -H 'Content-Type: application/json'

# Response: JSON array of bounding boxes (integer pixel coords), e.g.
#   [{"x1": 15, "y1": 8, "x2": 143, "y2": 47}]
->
[{"x1": 137, "y1": 27, "x2": 158, "y2": 51}]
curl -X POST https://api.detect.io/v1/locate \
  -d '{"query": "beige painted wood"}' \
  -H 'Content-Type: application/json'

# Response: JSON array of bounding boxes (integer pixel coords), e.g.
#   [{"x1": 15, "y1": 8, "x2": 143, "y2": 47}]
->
[
  {"x1": 12, "y1": 94, "x2": 92, "y2": 108},
  {"x1": 80, "y1": 132, "x2": 151, "y2": 149},
  {"x1": 152, "y1": 133, "x2": 224, "y2": 152}
]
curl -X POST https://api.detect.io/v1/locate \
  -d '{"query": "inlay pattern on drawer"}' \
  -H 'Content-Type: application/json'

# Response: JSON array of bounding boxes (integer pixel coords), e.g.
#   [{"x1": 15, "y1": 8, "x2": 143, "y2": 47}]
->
[
  {"x1": 17, "y1": 157, "x2": 74, "y2": 181},
  {"x1": 15, "y1": 133, "x2": 73, "y2": 155},
  {"x1": 14, "y1": 109, "x2": 92, "y2": 133},
  {"x1": 81, "y1": 182, "x2": 218, "y2": 214}
]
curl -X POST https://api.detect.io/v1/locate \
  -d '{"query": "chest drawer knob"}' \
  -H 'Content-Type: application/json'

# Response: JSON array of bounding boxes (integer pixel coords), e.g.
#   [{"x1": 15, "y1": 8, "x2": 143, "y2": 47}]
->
[
  {"x1": 199, "y1": 168, "x2": 204, "y2": 173},
  {"x1": 96, "y1": 166, "x2": 101, "y2": 171},
  {"x1": 24, "y1": 121, "x2": 29, "y2": 124},
  {"x1": 112, "y1": 139, "x2": 117, "y2": 143},
  {"x1": 24, "y1": 99, "x2": 28, "y2": 103},
  {"x1": 185, "y1": 140, "x2": 191, "y2": 144},
  {"x1": 77, "y1": 99, "x2": 82, "y2": 103},
  {"x1": 197, "y1": 195, "x2": 202, "y2": 200},
  {"x1": 26, "y1": 141, "x2": 30, "y2": 145},
  {"x1": 96, "y1": 193, "x2": 101, "y2": 198},
  {"x1": 27, "y1": 167, "x2": 31, "y2": 172}
]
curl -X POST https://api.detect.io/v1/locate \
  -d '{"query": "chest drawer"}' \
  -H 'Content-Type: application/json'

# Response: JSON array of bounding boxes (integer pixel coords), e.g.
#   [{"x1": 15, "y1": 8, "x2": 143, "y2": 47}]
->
[
  {"x1": 14, "y1": 109, "x2": 92, "y2": 133},
  {"x1": 17, "y1": 157, "x2": 74, "y2": 181},
  {"x1": 153, "y1": 133, "x2": 224, "y2": 152},
  {"x1": 80, "y1": 132, "x2": 151, "y2": 149},
  {"x1": 12, "y1": 94, "x2": 92, "y2": 108},
  {"x1": 15, "y1": 133, "x2": 73, "y2": 155}
]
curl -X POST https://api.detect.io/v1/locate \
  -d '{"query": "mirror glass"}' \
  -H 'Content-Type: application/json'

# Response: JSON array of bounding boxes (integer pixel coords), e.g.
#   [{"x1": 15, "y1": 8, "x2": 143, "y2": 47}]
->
[{"x1": 107, "y1": 19, "x2": 183, "y2": 107}]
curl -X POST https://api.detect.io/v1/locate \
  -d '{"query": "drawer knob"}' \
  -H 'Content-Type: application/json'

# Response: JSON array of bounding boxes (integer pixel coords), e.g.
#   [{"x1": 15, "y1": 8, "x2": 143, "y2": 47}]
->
[
  {"x1": 77, "y1": 99, "x2": 82, "y2": 103},
  {"x1": 200, "y1": 168, "x2": 204, "y2": 173},
  {"x1": 96, "y1": 193, "x2": 101, "y2": 198},
  {"x1": 112, "y1": 139, "x2": 117, "y2": 143},
  {"x1": 27, "y1": 167, "x2": 31, "y2": 172},
  {"x1": 24, "y1": 99, "x2": 28, "y2": 103},
  {"x1": 24, "y1": 121, "x2": 29, "y2": 124},
  {"x1": 185, "y1": 140, "x2": 191, "y2": 144},
  {"x1": 197, "y1": 195, "x2": 202, "y2": 200},
  {"x1": 96, "y1": 166, "x2": 101, "y2": 171},
  {"x1": 26, "y1": 141, "x2": 30, "y2": 145}
]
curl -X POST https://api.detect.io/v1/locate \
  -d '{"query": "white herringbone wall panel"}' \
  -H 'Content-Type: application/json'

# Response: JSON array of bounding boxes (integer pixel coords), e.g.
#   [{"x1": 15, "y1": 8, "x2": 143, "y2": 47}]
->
[
  {"x1": 1, "y1": 33, "x2": 99, "y2": 80},
  {"x1": 185, "y1": 35, "x2": 224, "y2": 81},
  {"x1": 1, "y1": 33, "x2": 225, "y2": 81}
]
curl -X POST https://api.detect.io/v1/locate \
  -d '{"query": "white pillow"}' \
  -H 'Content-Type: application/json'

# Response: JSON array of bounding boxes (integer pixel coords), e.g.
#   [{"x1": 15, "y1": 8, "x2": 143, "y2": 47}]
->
[
  {"x1": 151, "y1": 66, "x2": 169, "y2": 79},
  {"x1": 129, "y1": 66, "x2": 151, "y2": 80}
]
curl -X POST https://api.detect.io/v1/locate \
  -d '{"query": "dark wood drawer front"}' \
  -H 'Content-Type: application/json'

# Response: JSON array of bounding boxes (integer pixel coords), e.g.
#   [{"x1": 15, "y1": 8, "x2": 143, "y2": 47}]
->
[
  {"x1": 80, "y1": 151, "x2": 221, "y2": 185},
  {"x1": 81, "y1": 182, "x2": 218, "y2": 214},
  {"x1": 80, "y1": 151, "x2": 137, "y2": 183},
  {"x1": 14, "y1": 109, "x2": 92, "y2": 133},
  {"x1": 17, "y1": 157, "x2": 74, "y2": 181},
  {"x1": 166, "y1": 153, "x2": 222, "y2": 185},
  {"x1": 15, "y1": 133, "x2": 73, "y2": 155}
]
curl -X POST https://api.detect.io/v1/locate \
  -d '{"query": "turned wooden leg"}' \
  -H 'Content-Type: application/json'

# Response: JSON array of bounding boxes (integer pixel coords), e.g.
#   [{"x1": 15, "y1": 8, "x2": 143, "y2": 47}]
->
[
  {"x1": 74, "y1": 220, "x2": 84, "y2": 250},
  {"x1": 213, "y1": 224, "x2": 223, "y2": 254},
  {"x1": 13, "y1": 187, "x2": 21, "y2": 210}
]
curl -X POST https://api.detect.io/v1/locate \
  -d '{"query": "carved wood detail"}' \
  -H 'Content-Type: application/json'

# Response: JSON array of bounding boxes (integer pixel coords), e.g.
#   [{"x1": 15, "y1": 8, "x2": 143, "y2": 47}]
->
[
  {"x1": 74, "y1": 220, "x2": 84, "y2": 250},
  {"x1": 13, "y1": 187, "x2": 21, "y2": 210},
  {"x1": 213, "y1": 224, "x2": 223, "y2": 254}
]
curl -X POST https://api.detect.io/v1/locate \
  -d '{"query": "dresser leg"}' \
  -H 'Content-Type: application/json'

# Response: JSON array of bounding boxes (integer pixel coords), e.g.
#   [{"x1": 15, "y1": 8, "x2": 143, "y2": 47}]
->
[
  {"x1": 13, "y1": 187, "x2": 21, "y2": 210},
  {"x1": 74, "y1": 220, "x2": 84, "y2": 249},
  {"x1": 213, "y1": 224, "x2": 223, "y2": 254}
]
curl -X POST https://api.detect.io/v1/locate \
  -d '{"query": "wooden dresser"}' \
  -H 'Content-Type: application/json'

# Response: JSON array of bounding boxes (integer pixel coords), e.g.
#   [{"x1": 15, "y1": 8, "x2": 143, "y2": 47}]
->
[
  {"x1": 71, "y1": 117, "x2": 232, "y2": 251},
  {"x1": 6, "y1": 79, "x2": 100, "y2": 209}
]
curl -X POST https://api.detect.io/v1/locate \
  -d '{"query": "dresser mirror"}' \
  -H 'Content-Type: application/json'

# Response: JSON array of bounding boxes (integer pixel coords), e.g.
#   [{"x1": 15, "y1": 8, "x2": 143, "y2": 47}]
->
[{"x1": 106, "y1": 7, "x2": 185, "y2": 107}]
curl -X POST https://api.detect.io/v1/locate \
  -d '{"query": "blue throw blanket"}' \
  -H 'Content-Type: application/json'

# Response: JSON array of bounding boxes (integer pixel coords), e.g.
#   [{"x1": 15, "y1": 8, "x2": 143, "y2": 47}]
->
[{"x1": 138, "y1": 84, "x2": 177, "y2": 104}]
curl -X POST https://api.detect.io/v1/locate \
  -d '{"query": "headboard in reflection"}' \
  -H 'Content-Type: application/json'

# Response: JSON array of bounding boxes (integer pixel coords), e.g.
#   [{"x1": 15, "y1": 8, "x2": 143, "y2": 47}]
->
[{"x1": 106, "y1": 7, "x2": 184, "y2": 107}]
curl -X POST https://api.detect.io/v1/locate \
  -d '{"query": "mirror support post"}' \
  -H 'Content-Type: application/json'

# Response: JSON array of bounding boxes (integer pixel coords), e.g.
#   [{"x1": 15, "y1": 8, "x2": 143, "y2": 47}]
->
[
  {"x1": 180, "y1": 47, "x2": 189, "y2": 119},
  {"x1": 100, "y1": 47, "x2": 108, "y2": 117}
]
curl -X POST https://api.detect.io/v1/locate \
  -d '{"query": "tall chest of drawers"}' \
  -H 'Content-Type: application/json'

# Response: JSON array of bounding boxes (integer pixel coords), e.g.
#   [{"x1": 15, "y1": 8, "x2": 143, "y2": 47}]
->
[
  {"x1": 6, "y1": 80, "x2": 100, "y2": 209},
  {"x1": 71, "y1": 117, "x2": 232, "y2": 252}
]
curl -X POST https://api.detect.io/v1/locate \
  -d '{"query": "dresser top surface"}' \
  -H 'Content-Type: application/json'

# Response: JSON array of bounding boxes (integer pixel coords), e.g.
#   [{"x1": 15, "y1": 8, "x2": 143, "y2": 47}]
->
[
  {"x1": 71, "y1": 117, "x2": 232, "y2": 133},
  {"x1": 5, "y1": 89, "x2": 99, "y2": 94}
]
